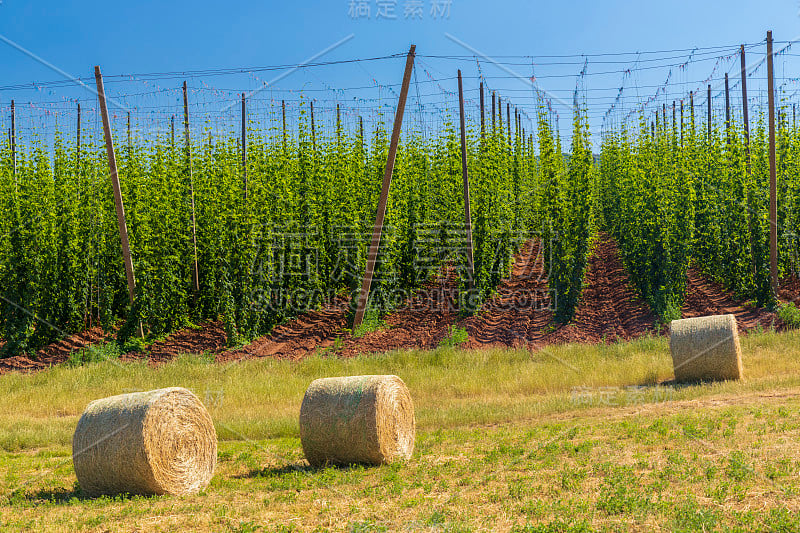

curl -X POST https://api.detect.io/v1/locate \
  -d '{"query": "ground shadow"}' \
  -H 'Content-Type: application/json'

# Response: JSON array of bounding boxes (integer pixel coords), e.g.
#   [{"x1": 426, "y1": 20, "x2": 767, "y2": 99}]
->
[
  {"x1": 235, "y1": 461, "x2": 368, "y2": 479},
  {"x1": 14, "y1": 486, "x2": 156, "y2": 506}
]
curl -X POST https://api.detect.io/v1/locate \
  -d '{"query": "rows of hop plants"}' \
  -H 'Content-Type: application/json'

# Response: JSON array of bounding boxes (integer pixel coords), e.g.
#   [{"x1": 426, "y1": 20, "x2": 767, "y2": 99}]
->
[
  {"x1": 0, "y1": 96, "x2": 598, "y2": 357},
  {"x1": 599, "y1": 101, "x2": 800, "y2": 321}
]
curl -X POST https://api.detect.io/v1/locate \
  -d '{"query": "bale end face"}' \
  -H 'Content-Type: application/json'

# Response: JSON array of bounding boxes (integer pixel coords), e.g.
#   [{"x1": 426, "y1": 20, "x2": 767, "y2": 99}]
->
[{"x1": 669, "y1": 314, "x2": 743, "y2": 383}]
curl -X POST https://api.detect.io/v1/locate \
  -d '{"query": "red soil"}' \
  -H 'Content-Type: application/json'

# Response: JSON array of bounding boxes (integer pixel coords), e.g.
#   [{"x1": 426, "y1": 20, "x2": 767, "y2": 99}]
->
[
  {"x1": 539, "y1": 235, "x2": 661, "y2": 345},
  {"x1": 682, "y1": 268, "x2": 781, "y2": 331},
  {"x1": 121, "y1": 321, "x2": 230, "y2": 364},
  {"x1": 463, "y1": 234, "x2": 660, "y2": 350},
  {"x1": 216, "y1": 299, "x2": 350, "y2": 364},
  {"x1": 779, "y1": 275, "x2": 800, "y2": 305},
  {"x1": 0, "y1": 327, "x2": 113, "y2": 375},
  {"x1": 333, "y1": 269, "x2": 460, "y2": 357}
]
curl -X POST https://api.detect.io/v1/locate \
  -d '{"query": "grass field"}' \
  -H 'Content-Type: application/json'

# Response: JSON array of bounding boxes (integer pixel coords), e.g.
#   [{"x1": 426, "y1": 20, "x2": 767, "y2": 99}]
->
[{"x1": 3, "y1": 330, "x2": 800, "y2": 531}]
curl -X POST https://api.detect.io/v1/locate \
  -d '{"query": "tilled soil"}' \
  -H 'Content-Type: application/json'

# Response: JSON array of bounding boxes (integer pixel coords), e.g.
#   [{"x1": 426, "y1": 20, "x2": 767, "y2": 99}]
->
[
  {"x1": 0, "y1": 327, "x2": 113, "y2": 375},
  {"x1": 540, "y1": 235, "x2": 661, "y2": 345},
  {"x1": 333, "y1": 269, "x2": 460, "y2": 357},
  {"x1": 682, "y1": 268, "x2": 781, "y2": 331},
  {"x1": 216, "y1": 299, "x2": 350, "y2": 364},
  {"x1": 779, "y1": 275, "x2": 800, "y2": 305},
  {"x1": 462, "y1": 239, "x2": 555, "y2": 348},
  {"x1": 122, "y1": 321, "x2": 230, "y2": 364},
  {"x1": 464, "y1": 234, "x2": 660, "y2": 350}
]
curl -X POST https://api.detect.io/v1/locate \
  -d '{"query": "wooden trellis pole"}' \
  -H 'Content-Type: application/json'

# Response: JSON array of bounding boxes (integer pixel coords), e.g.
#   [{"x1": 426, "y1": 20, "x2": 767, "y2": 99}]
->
[
  {"x1": 457, "y1": 69, "x2": 475, "y2": 288},
  {"x1": 707, "y1": 84, "x2": 712, "y2": 143},
  {"x1": 741, "y1": 44, "x2": 751, "y2": 171},
  {"x1": 10, "y1": 100, "x2": 15, "y2": 176},
  {"x1": 242, "y1": 93, "x2": 247, "y2": 199},
  {"x1": 767, "y1": 31, "x2": 778, "y2": 295},
  {"x1": 183, "y1": 81, "x2": 200, "y2": 294},
  {"x1": 311, "y1": 101, "x2": 316, "y2": 151},
  {"x1": 506, "y1": 102, "x2": 511, "y2": 146},
  {"x1": 76, "y1": 102, "x2": 81, "y2": 166},
  {"x1": 353, "y1": 44, "x2": 416, "y2": 329},
  {"x1": 94, "y1": 66, "x2": 141, "y2": 336},
  {"x1": 497, "y1": 96, "x2": 502, "y2": 133},
  {"x1": 672, "y1": 101, "x2": 676, "y2": 134},
  {"x1": 492, "y1": 92, "x2": 496, "y2": 132},
  {"x1": 725, "y1": 73, "x2": 731, "y2": 143},
  {"x1": 282, "y1": 99, "x2": 287, "y2": 151},
  {"x1": 479, "y1": 81, "x2": 485, "y2": 138}
]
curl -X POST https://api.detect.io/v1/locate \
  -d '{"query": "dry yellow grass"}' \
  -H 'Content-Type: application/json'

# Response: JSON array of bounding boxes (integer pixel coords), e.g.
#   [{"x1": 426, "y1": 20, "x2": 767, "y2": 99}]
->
[{"x1": 1, "y1": 330, "x2": 800, "y2": 530}]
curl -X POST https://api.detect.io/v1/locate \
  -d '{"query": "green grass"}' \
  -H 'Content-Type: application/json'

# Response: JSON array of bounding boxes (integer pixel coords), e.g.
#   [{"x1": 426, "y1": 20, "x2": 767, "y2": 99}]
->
[
  {"x1": 67, "y1": 343, "x2": 122, "y2": 367},
  {"x1": 3, "y1": 329, "x2": 800, "y2": 530},
  {"x1": 438, "y1": 325, "x2": 469, "y2": 348},
  {"x1": 778, "y1": 302, "x2": 800, "y2": 328},
  {"x1": 351, "y1": 309, "x2": 387, "y2": 339}
]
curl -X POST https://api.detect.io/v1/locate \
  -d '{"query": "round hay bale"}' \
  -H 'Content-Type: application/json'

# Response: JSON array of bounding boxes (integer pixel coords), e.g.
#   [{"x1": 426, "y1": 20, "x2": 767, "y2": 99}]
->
[
  {"x1": 299, "y1": 375, "x2": 415, "y2": 466},
  {"x1": 72, "y1": 387, "x2": 217, "y2": 496},
  {"x1": 669, "y1": 314, "x2": 743, "y2": 383}
]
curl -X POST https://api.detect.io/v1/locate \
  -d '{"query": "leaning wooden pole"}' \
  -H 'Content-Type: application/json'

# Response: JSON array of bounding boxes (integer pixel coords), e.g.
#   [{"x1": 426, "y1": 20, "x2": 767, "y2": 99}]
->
[
  {"x1": 94, "y1": 66, "x2": 139, "y2": 334},
  {"x1": 457, "y1": 70, "x2": 475, "y2": 288},
  {"x1": 183, "y1": 81, "x2": 200, "y2": 295},
  {"x1": 767, "y1": 31, "x2": 778, "y2": 295},
  {"x1": 353, "y1": 45, "x2": 416, "y2": 329}
]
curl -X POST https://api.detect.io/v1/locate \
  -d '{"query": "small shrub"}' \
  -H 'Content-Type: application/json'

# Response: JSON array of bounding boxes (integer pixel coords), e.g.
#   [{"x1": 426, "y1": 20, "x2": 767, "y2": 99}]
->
[
  {"x1": 439, "y1": 325, "x2": 468, "y2": 347},
  {"x1": 778, "y1": 303, "x2": 800, "y2": 329},
  {"x1": 68, "y1": 343, "x2": 121, "y2": 366},
  {"x1": 352, "y1": 309, "x2": 386, "y2": 338}
]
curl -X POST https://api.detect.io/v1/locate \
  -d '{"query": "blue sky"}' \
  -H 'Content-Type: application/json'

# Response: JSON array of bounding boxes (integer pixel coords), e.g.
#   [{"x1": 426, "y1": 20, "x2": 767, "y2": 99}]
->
[{"x1": 2, "y1": 0, "x2": 799, "y2": 144}]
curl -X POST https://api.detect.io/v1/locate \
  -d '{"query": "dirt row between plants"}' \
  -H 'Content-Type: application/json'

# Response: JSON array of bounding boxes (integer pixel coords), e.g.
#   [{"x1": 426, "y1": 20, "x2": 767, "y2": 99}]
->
[
  {"x1": 463, "y1": 235, "x2": 661, "y2": 350},
  {"x1": 216, "y1": 298, "x2": 350, "y2": 364},
  {"x1": 683, "y1": 268, "x2": 781, "y2": 331},
  {"x1": 0, "y1": 234, "x2": 790, "y2": 374},
  {"x1": 779, "y1": 275, "x2": 800, "y2": 305},
  {"x1": 120, "y1": 321, "x2": 230, "y2": 364},
  {"x1": 0, "y1": 327, "x2": 113, "y2": 374}
]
